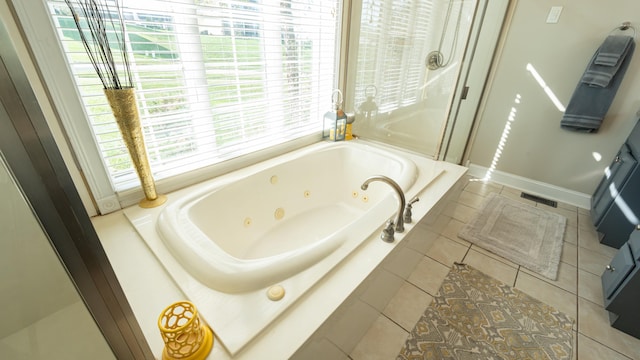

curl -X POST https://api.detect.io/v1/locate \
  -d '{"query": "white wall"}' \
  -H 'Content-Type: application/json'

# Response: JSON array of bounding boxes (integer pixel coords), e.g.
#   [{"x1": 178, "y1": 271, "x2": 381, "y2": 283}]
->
[{"x1": 468, "y1": 0, "x2": 640, "y2": 195}]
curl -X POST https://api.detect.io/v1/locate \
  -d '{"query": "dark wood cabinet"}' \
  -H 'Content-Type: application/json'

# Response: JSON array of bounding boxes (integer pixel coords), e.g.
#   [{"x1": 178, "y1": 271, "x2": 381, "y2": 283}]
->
[
  {"x1": 591, "y1": 120, "x2": 640, "y2": 248},
  {"x1": 602, "y1": 227, "x2": 640, "y2": 338}
]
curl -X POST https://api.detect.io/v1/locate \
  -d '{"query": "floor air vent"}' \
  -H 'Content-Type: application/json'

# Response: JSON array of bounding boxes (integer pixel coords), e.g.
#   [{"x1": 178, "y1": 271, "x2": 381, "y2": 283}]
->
[{"x1": 520, "y1": 192, "x2": 558, "y2": 208}]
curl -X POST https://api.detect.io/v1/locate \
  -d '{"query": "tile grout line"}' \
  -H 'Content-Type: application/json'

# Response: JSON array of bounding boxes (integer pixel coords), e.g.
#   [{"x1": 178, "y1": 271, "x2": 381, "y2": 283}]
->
[
  {"x1": 578, "y1": 332, "x2": 634, "y2": 360},
  {"x1": 460, "y1": 244, "x2": 472, "y2": 264},
  {"x1": 520, "y1": 265, "x2": 578, "y2": 295},
  {"x1": 323, "y1": 333, "x2": 352, "y2": 359},
  {"x1": 381, "y1": 311, "x2": 412, "y2": 334},
  {"x1": 405, "y1": 277, "x2": 440, "y2": 299},
  {"x1": 571, "y1": 212, "x2": 581, "y2": 360},
  {"x1": 423, "y1": 252, "x2": 464, "y2": 271},
  {"x1": 577, "y1": 291, "x2": 610, "y2": 309},
  {"x1": 574, "y1": 259, "x2": 579, "y2": 360},
  {"x1": 467, "y1": 245, "x2": 519, "y2": 269}
]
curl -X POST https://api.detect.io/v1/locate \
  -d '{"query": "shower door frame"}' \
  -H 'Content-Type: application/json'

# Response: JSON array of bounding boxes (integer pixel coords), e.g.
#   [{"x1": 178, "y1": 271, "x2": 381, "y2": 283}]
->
[{"x1": 440, "y1": 0, "x2": 511, "y2": 164}]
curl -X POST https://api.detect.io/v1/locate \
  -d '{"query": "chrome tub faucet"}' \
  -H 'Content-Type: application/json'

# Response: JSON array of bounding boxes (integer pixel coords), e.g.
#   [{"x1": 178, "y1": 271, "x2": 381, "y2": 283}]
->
[{"x1": 361, "y1": 175, "x2": 406, "y2": 242}]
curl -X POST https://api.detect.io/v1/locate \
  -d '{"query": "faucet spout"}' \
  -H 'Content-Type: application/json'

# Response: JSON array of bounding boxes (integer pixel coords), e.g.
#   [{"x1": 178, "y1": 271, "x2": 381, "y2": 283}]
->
[{"x1": 361, "y1": 175, "x2": 406, "y2": 233}]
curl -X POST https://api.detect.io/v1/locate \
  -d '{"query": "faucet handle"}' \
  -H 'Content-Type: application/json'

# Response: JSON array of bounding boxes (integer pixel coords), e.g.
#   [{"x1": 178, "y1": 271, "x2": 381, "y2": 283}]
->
[
  {"x1": 380, "y1": 219, "x2": 395, "y2": 243},
  {"x1": 403, "y1": 197, "x2": 420, "y2": 224}
]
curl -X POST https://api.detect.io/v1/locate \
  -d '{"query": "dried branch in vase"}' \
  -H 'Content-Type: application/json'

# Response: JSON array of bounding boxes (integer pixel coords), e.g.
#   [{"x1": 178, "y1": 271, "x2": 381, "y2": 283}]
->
[{"x1": 64, "y1": 0, "x2": 133, "y2": 89}]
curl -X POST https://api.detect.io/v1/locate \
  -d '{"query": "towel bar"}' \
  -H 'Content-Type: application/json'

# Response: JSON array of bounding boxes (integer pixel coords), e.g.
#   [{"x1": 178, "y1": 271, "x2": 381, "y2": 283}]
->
[{"x1": 611, "y1": 21, "x2": 636, "y2": 39}]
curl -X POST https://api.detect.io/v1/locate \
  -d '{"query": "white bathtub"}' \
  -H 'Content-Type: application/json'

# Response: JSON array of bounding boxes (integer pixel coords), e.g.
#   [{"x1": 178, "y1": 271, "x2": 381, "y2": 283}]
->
[
  {"x1": 124, "y1": 140, "x2": 450, "y2": 355},
  {"x1": 157, "y1": 142, "x2": 418, "y2": 294}
]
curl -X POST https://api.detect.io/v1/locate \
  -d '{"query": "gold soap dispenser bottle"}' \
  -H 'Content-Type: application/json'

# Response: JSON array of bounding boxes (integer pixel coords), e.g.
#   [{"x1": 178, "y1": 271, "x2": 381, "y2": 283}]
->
[{"x1": 323, "y1": 89, "x2": 347, "y2": 141}]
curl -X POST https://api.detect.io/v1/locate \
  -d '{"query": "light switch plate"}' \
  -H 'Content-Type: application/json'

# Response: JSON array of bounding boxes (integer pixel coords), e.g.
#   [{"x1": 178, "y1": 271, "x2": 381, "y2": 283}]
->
[{"x1": 546, "y1": 6, "x2": 563, "y2": 24}]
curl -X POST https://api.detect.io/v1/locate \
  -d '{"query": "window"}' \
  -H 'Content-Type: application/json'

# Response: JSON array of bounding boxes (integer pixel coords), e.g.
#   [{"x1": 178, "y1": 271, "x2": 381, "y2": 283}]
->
[
  {"x1": 354, "y1": 0, "x2": 440, "y2": 113},
  {"x1": 48, "y1": 0, "x2": 341, "y2": 191}
]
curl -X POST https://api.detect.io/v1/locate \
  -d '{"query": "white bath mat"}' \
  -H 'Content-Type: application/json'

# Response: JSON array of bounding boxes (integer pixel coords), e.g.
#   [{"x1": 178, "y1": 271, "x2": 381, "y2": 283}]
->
[{"x1": 458, "y1": 192, "x2": 567, "y2": 280}]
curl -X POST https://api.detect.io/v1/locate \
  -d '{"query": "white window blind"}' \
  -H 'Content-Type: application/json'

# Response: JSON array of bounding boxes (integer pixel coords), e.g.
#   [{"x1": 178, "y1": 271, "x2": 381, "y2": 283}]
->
[
  {"x1": 355, "y1": 0, "x2": 440, "y2": 113},
  {"x1": 48, "y1": 0, "x2": 340, "y2": 191}
]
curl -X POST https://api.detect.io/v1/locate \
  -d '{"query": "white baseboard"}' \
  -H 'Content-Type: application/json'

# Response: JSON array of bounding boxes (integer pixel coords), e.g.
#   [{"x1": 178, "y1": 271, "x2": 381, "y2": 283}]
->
[{"x1": 467, "y1": 164, "x2": 592, "y2": 209}]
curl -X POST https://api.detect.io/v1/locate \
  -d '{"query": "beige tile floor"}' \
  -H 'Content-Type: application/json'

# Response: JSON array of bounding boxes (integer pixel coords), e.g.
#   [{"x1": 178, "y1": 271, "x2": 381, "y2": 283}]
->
[{"x1": 349, "y1": 179, "x2": 640, "y2": 360}]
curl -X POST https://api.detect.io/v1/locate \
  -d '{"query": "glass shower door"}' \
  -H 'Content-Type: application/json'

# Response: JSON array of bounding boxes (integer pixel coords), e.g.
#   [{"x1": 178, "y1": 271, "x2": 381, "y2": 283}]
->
[
  {"x1": 347, "y1": 0, "x2": 479, "y2": 158},
  {"x1": 0, "y1": 154, "x2": 115, "y2": 360}
]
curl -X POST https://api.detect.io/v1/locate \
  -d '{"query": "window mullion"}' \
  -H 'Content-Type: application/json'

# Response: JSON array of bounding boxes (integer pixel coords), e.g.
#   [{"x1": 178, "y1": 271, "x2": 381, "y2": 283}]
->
[
  {"x1": 172, "y1": 0, "x2": 215, "y2": 154},
  {"x1": 400, "y1": 0, "x2": 420, "y2": 104},
  {"x1": 262, "y1": 5, "x2": 285, "y2": 135},
  {"x1": 376, "y1": 0, "x2": 393, "y2": 110}
]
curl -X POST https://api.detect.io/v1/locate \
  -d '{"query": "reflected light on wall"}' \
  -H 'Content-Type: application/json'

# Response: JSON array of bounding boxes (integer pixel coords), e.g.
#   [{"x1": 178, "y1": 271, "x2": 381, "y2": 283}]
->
[
  {"x1": 480, "y1": 94, "x2": 521, "y2": 182},
  {"x1": 592, "y1": 152, "x2": 602, "y2": 162},
  {"x1": 526, "y1": 63, "x2": 566, "y2": 112}
]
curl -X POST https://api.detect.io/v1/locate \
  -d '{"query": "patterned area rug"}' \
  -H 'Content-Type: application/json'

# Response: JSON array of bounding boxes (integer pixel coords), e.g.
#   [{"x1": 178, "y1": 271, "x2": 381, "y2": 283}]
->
[
  {"x1": 458, "y1": 193, "x2": 566, "y2": 280},
  {"x1": 398, "y1": 264, "x2": 574, "y2": 360}
]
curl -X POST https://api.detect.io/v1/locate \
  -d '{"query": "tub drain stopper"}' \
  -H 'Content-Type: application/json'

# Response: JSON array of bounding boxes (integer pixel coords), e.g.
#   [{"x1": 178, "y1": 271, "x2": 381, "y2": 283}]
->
[{"x1": 267, "y1": 285, "x2": 285, "y2": 301}]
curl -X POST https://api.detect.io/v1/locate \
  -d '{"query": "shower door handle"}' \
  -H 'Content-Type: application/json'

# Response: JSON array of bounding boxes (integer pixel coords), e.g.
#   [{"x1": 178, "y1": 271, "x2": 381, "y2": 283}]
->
[{"x1": 460, "y1": 86, "x2": 470, "y2": 100}]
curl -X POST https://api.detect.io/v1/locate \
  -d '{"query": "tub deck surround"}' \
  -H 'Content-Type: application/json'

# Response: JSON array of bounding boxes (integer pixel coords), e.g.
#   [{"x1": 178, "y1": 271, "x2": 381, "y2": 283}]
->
[{"x1": 117, "y1": 139, "x2": 467, "y2": 358}]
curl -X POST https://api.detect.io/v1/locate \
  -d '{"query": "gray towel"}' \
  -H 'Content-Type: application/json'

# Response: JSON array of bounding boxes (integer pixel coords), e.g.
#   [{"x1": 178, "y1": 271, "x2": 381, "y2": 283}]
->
[
  {"x1": 595, "y1": 35, "x2": 633, "y2": 66},
  {"x1": 582, "y1": 35, "x2": 634, "y2": 87},
  {"x1": 561, "y1": 40, "x2": 635, "y2": 132}
]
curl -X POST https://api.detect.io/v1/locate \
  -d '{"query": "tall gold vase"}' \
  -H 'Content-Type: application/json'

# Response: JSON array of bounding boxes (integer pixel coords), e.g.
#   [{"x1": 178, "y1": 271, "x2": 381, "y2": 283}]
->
[{"x1": 104, "y1": 87, "x2": 166, "y2": 208}]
